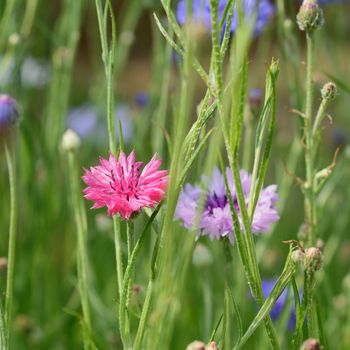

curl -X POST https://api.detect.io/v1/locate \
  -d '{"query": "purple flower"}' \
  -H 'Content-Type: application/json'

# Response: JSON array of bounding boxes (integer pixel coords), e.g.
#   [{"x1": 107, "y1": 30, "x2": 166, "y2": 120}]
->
[
  {"x1": 175, "y1": 167, "x2": 279, "y2": 243},
  {"x1": 134, "y1": 92, "x2": 149, "y2": 108},
  {"x1": 0, "y1": 95, "x2": 20, "y2": 132},
  {"x1": 262, "y1": 279, "x2": 299, "y2": 330},
  {"x1": 176, "y1": 0, "x2": 274, "y2": 36}
]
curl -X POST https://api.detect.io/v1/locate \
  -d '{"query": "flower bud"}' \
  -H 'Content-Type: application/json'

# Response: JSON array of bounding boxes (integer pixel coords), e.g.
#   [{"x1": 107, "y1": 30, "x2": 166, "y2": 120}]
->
[
  {"x1": 192, "y1": 243, "x2": 213, "y2": 268},
  {"x1": 0, "y1": 257, "x2": 8, "y2": 272},
  {"x1": 297, "y1": 0, "x2": 324, "y2": 32},
  {"x1": 321, "y1": 82, "x2": 337, "y2": 101},
  {"x1": 206, "y1": 341, "x2": 219, "y2": 350},
  {"x1": 186, "y1": 340, "x2": 206, "y2": 350},
  {"x1": 304, "y1": 247, "x2": 323, "y2": 274},
  {"x1": 292, "y1": 249, "x2": 305, "y2": 263},
  {"x1": 61, "y1": 129, "x2": 81, "y2": 153},
  {"x1": 300, "y1": 338, "x2": 321, "y2": 350},
  {"x1": 0, "y1": 94, "x2": 20, "y2": 133}
]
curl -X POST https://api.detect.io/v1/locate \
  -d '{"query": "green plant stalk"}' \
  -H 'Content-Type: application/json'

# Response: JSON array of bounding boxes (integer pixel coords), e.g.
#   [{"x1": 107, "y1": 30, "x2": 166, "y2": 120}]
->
[
  {"x1": 306, "y1": 273, "x2": 315, "y2": 337},
  {"x1": 4, "y1": 142, "x2": 17, "y2": 346},
  {"x1": 234, "y1": 251, "x2": 296, "y2": 349},
  {"x1": 119, "y1": 206, "x2": 161, "y2": 349},
  {"x1": 209, "y1": 1, "x2": 279, "y2": 345},
  {"x1": 312, "y1": 97, "x2": 330, "y2": 152},
  {"x1": 242, "y1": 114, "x2": 253, "y2": 171},
  {"x1": 126, "y1": 221, "x2": 134, "y2": 260},
  {"x1": 0, "y1": 0, "x2": 17, "y2": 50},
  {"x1": 304, "y1": 32, "x2": 316, "y2": 247},
  {"x1": 0, "y1": 298, "x2": 7, "y2": 350},
  {"x1": 67, "y1": 152, "x2": 93, "y2": 349},
  {"x1": 21, "y1": 0, "x2": 39, "y2": 38},
  {"x1": 133, "y1": 279, "x2": 153, "y2": 350},
  {"x1": 113, "y1": 218, "x2": 123, "y2": 299}
]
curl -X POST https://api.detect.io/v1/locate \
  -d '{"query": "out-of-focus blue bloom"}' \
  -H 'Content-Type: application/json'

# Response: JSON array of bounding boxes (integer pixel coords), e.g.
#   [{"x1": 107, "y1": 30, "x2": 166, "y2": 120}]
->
[
  {"x1": 249, "y1": 88, "x2": 262, "y2": 109},
  {"x1": 66, "y1": 103, "x2": 133, "y2": 145},
  {"x1": 0, "y1": 55, "x2": 51, "y2": 88},
  {"x1": 262, "y1": 279, "x2": 299, "y2": 330},
  {"x1": 176, "y1": 0, "x2": 274, "y2": 36},
  {"x1": 0, "y1": 94, "x2": 20, "y2": 132},
  {"x1": 134, "y1": 92, "x2": 149, "y2": 108}
]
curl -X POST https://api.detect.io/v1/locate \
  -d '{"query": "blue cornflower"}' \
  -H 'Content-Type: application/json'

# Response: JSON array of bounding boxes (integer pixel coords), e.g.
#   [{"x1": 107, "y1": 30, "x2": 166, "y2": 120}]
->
[
  {"x1": 0, "y1": 95, "x2": 20, "y2": 132},
  {"x1": 176, "y1": 0, "x2": 274, "y2": 36}
]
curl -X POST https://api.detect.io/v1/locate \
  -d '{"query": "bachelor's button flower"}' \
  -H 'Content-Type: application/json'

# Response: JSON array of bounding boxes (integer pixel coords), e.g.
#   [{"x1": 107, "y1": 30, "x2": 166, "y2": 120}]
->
[
  {"x1": 177, "y1": 0, "x2": 274, "y2": 36},
  {"x1": 175, "y1": 167, "x2": 279, "y2": 242},
  {"x1": 0, "y1": 94, "x2": 20, "y2": 133},
  {"x1": 82, "y1": 151, "x2": 168, "y2": 219}
]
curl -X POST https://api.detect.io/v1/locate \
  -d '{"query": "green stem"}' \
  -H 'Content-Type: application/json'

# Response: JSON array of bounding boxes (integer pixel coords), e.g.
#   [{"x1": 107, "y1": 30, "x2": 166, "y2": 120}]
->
[
  {"x1": 312, "y1": 98, "x2": 329, "y2": 153},
  {"x1": 242, "y1": 115, "x2": 253, "y2": 171},
  {"x1": 304, "y1": 32, "x2": 316, "y2": 246},
  {"x1": 306, "y1": 273, "x2": 315, "y2": 337},
  {"x1": 133, "y1": 280, "x2": 153, "y2": 350},
  {"x1": 67, "y1": 152, "x2": 93, "y2": 349},
  {"x1": 127, "y1": 221, "x2": 134, "y2": 260},
  {"x1": 113, "y1": 218, "x2": 123, "y2": 299},
  {"x1": 0, "y1": 298, "x2": 7, "y2": 350},
  {"x1": 4, "y1": 142, "x2": 17, "y2": 346}
]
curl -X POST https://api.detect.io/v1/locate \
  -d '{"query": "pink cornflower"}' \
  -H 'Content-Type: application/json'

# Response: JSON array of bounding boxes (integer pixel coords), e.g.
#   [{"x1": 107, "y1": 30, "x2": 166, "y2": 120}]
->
[{"x1": 82, "y1": 151, "x2": 168, "y2": 219}]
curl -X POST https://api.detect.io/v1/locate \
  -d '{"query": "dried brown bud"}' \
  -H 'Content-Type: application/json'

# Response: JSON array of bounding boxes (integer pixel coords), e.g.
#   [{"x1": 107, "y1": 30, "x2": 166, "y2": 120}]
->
[{"x1": 304, "y1": 247, "x2": 323, "y2": 274}]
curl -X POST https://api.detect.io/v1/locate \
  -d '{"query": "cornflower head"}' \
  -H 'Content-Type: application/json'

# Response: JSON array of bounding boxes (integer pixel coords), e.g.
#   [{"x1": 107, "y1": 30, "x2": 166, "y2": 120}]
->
[
  {"x1": 177, "y1": 0, "x2": 274, "y2": 36},
  {"x1": 175, "y1": 167, "x2": 279, "y2": 243},
  {"x1": 82, "y1": 151, "x2": 168, "y2": 219},
  {"x1": 0, "y1": 94, "x2": 20, "y2": 134}
]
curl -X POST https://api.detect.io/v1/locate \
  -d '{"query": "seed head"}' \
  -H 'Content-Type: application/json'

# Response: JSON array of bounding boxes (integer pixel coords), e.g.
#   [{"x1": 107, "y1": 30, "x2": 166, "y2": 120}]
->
[
  {"x1": 61, "y1": 129, "x2": 81, "y2": 153},
  {"x1": 321, "y1": 82, "x2": 337, "y2": 101},
  {"x1": 304, "y1": 247, "x2": 323, "y2": 274},
  {"x1": 300, "y1": 338, "x2": 321, "y2": 350},
  {"x1": 0, "y1": 94, "x2": 20, "y2": 133},
  {"x1": 297, "y1": 0, "x2": 324, "y2": 32}
]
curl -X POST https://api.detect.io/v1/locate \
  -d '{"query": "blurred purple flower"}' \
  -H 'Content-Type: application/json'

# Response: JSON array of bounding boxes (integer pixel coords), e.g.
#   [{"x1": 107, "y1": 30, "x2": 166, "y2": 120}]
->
[
  {"x1": 66, "y1": 103, "x2": 133, "y2": 144},
  {"x1": 135, "y1": 92, "x2": 149, "y2": 108},
  {"x1": 262, "y1": 279, "x2": 300, "y2": 330},
  {"x1": 0, "y1": 94, "x2": 20, "y2": 131},
  {"x1": 176, "y1": 0, "x2": 274, "y2": 36},
  {"x1": 175, "y1": 167, "x2": 279, "y2": 243}
]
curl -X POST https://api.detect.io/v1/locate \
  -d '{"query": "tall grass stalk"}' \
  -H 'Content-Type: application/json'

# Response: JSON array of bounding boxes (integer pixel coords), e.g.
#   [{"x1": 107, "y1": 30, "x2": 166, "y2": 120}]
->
[
  {"x1": 66, "y1": 150, "x2": 93, "y2": 349},
  {"x1": 304, "y1": 32, "x2": 316, "y2": 247},
  {"x1": 4, "y1": 142, "x2": 17, "y2": 346}
]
